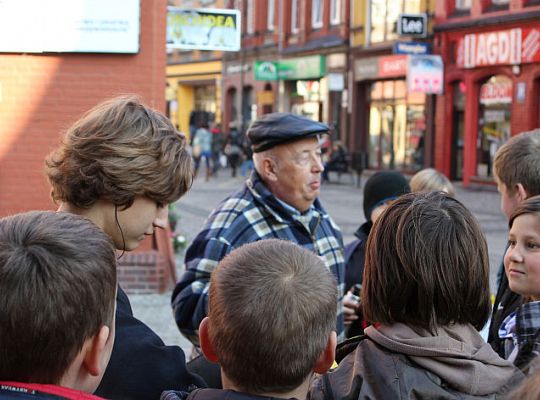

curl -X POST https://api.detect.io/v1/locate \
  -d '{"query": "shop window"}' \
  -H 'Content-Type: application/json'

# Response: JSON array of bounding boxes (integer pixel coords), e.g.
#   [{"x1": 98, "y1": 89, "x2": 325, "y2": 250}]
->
[
  {"x1": 226, "y1": 87, "x2": 238, "y2": 127},
  {"x1": 330, "y1": 0, "x2": 341, "y2": 25},
  {"x1": 291, "y1": 80, "x2": 322, "y2": 122},
  {"x1": 291, "y1": 0, "x2": 299, "y2": 33},
  {"x1": 477, "y1": 75, "x2": 512, "y2": 178},
  {"x1": 526, "y1": 0, "x2": 540, "y2": 6},
  {"x1": 267, "y1": 0, "x2": 275, "y2": 31},
  {"x1": 451, "y1": 0, "x2": 471, "y2": 16},
  {"x1": 368, "y1": 0, "x2": 421, "y2": 44},
  {"x1": 451, "y1": 82, "x2": 466, "y2": 180},
  {"x1": 312, "y1": 0, "x2": 324, "y2": 29},
  {"x1": 242, "y1": 86, "x2": 256, "y2": 129},
  {"x1": 485, "y1": 0, "x2": 509, "y2": 12},
  {"x1": 367, "y1": 79, "x2": 425, "y2": 171}
]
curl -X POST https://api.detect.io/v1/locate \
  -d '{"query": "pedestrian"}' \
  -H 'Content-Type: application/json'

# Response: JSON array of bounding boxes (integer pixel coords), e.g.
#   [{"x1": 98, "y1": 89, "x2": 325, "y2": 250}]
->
[
  {"x1": 343, "y1": 170, "x2": 410, "y2": 338},
  {"x1": 310, "y1": 192, "x2": 520, "y2": 399},
  {"x1": 322, "y1": 141, "x2": 348, "y2": 183},
  {"x1": 45, "y1": 95, "x2": 206, "y2": 400},
  {"x1": 224, "y1": 123, "x2": 242, "y2": 177},
  {"x1": 410, "y1": 167, "x2": 455, "y2": 196},
  {"x1": 488, "y1": 129, "x2": 540, "y2": 359},
  {"x1": 172, "y1": 112, "x2": 350, "y2": 350},
  {"x1": 210, "y1": 122, "x2": 224, "y2": 177},
  {"x1": 498, "y1": 195, "x2": 540, "y2": 374},
  {"x1": 0, "y1": 211, "x2": 116, "y2": 400},
  {"x1": 192, "y1": 122, "x2": 213, "y2": 181},
  {"x1": 163, "y1": 240, "x2": 337, "y2": 400}
]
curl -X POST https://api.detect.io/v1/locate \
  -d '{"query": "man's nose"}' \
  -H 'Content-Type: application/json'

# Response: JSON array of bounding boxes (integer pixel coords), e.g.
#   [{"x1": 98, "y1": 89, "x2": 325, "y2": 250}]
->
[
  {"x1": 312, "y1": 155, "x2": 324, "y2": 172},
  {"x1": 153, "y1": 206, "x2": 169, "y2": 230}
]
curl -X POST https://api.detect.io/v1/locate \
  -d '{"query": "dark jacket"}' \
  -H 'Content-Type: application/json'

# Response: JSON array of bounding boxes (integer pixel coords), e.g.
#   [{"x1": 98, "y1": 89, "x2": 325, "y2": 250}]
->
[
  {"x1": 95, "y1": 286, "x2": 206, "y2": 400},
  {"x1": 309, "y1": 324, "x2": 520, "y2": 400},
  {"x1": 0, "y1": 382, "x2": 102, "y2": 399},
  {"x1": 161, "y1": 388, "x2": 296, "y2": 400},
  {"x1": 488, "y1": 269, "x2": 523, "y2": 358}
]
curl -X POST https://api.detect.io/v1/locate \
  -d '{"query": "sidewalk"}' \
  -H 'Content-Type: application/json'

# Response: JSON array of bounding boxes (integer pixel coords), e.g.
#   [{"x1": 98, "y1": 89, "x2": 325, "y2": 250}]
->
[{"x1": 130, "y1": 168, "x2": 507, "y2": 354}]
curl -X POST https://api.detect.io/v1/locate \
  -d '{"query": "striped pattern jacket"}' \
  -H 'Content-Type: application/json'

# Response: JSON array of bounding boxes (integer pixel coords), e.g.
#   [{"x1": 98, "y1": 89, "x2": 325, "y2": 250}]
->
[{"x1": 172, "y1": 171, "x2": 345, "y2": 345}]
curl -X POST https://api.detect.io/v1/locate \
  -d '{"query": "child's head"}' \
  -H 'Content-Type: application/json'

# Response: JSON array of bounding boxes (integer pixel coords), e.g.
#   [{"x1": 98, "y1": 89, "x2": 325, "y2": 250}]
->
[
  {"x1": 363, "y1": 171, "x2": 410, "y2": 223},
  {"x1": 505, "y1": 195, "x2": 540, "y2": 301},
  {"x1": 494, "y1": 129, "x2": 540, "y2": 219},
  {"x1": 46, "y1": 94, "x2": 193, "y2": 210},
  {"x1": 410, "y1": 168, "x2": 455, "y2": 197},
  {"x1": 362, "y1": 191, "x2": 491, "y2": 332},
  {"x1": 200, "y1": 239, "x2": 337, "y2": 395},
  {"x1": 0, "y1": 211, "x2": 117, "y2": 393}
]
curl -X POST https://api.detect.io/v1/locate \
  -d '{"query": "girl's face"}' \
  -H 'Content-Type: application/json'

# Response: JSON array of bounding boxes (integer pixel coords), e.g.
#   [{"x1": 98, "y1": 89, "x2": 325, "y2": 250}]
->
[{"x1": 505, "y1": 213, "x2": 540, "y2": 301}]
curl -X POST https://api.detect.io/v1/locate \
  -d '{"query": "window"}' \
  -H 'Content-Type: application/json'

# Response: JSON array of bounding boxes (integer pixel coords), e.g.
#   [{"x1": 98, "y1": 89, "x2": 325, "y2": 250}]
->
[
  {"x1": 312, "y1": 0, "x2": 324, "y2": 29},
  {"x1": 455, "y1": 0, "x2": 471, "y2": 9},
  {"x1": 369, "y1": 0, "x2": 420, "y2": 44},
  {"x1": 267, "y1": 0, "x2": 275, "y2": 31},
  {"x1": 246, "y1": 0, "x2": 254, "y2": 34},
  {"x1": 291, "y1": 0, "x2": 299, "y2": 33},
  {"x1": 331, "y1": 0, "x2": 341, "y2": 25}
]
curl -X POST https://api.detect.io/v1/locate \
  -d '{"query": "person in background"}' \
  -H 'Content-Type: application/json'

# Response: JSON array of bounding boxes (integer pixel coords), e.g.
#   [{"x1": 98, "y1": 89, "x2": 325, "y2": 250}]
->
[
  {"x1": 162, "y1": 239, "x2": 337, "y2": 400},
  {"x1": 0, "y1": 211, "x2": 116, "y2": 400},
  {"x1": 210, "y1": 123, "x2": 225, "y2": 177},
  {"x1": 488, "y1": 129, "x2": 540, "y2": 359},
  {"x1": 321, "y1": 141, "x2": 348, "y2": 183},
  {"x1": 344, "y1": 170, "x2": 410, "y2": 337},
  {"x1": 410, "y1": 168, "x2": 455, "y2": 196},
  {"x1": 45, "y1": 95, "x2": 206, "y2": 400},
  {"x1": 193, "y1": 122, "x2": 213, "y2": 181},
  {"x1": 310, "y1": 192, "x2": 520, "y2": 399},
  {"x1": 225, "y1": 123, "x2": 243, "y2": 178}
]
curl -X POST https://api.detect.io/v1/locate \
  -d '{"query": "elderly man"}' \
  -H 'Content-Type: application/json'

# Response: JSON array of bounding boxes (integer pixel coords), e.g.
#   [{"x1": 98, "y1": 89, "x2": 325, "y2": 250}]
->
[{"x1": 172, "y1": 112, "x2": 346, "y2": 346}]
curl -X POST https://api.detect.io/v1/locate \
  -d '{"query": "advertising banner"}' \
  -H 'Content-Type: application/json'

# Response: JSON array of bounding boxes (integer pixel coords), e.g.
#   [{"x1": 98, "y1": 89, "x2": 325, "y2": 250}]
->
[
  {"x1": 254, "y1": 56, "x2": 325, "y2": 81},
  {"x1": 407, "y1": 55, "x2": 444, "y2": 94},
  {"x1": 167, "y1": 8, "x2": 241, "y2": 52},
  {"x1": 457, "y1": 26, "x2": 540, "y2": 68}
]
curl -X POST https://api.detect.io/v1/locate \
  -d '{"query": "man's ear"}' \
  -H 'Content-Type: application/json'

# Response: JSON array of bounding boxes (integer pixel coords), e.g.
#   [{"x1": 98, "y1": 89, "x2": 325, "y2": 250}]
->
[
  {"x1": 314, "y1": 331, "x2": 337, "y2": 374},
  {"x1": 516, "y1": 183, "x2": 529, "y2": 202},
  {"x1": 83, "y1": 326, "x2": 111, "y2": 377},
  {"x1": 260, "y1": 157, "x2": 279, "y2": 182},
  {"x1": 199, "y1": 317, "x2": 219, "y2": 363}
]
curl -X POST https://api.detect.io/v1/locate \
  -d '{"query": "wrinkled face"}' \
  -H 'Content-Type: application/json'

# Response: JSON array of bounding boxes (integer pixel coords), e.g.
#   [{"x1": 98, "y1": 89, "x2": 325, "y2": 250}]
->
[
  {"x1": 271, "y1": 137, "x2": 324, "y2": 212},
  {"x1": 497, "y1": 180, "x2": 521, "y2": 220},
  {"x1": 505, "y1": 213, "x2": 540, "y2": 301},
  {"x1": 109, "y1": 197, "x2": 168, "y2": 251}
]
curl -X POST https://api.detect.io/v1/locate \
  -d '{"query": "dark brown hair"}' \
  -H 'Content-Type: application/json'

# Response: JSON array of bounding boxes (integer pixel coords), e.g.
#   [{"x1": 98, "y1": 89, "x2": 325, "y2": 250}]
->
[
  {"x1": 209, "y1": 239, "x2": 337, "y2": 394},
  {"x1": 362, "y1": 191, "x2": 490, "y2": 332},
  {"x1": 494, "y1": 129, "x2": 540, "y2": 196},
  {"x1": 509, "y1": 195, "x2": 540, "y2": 229},
  {"x1": 46, "y1": 95, "x2": 193, "y2": 209},
  {"x1": 0, "y1": 211, "x2": 117, "y2": 384}
]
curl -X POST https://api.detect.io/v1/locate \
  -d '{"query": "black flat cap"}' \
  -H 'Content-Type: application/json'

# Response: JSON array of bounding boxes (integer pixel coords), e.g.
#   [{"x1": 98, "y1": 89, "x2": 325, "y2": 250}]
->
[{"x1": 247, "y1": 112, "x2": 329, "y2": 153}]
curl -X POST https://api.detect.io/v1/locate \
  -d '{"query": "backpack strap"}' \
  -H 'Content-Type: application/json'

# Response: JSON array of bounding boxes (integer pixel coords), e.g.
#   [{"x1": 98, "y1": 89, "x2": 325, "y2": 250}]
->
[{"x1": 335, "y1": 334, "x2": 367, "y2": 363}]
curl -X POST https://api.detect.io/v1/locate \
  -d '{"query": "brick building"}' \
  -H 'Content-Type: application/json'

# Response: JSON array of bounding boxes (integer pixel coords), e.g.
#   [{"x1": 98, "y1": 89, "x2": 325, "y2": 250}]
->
[
  {"x1": 434, "y1": 0, "x2": 540, "y2": 185},
  {"x1": 0, "y1": 0, "x2": 175, "y2": 293}
]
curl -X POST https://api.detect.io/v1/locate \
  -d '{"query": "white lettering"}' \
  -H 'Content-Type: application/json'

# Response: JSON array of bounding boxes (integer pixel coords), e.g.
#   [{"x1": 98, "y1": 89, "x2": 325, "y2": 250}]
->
[
  {"x1": 486, "y1": 33, "x2": 498, "y2": 65},
  {"x1": 498, "y1": 31, "x2": 510, "y2": 64}
]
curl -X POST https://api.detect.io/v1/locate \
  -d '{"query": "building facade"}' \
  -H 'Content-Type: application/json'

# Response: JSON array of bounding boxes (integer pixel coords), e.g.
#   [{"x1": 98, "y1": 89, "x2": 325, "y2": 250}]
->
[{"x1": 434, "y1": 0, "x2": 540, "y2": 185}]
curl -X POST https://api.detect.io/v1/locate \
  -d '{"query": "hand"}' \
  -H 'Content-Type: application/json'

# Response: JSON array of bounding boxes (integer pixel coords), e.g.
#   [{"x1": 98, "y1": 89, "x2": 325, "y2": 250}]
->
[{"x1": 343, "y1": 291, "x2": 360, "y2": 325}]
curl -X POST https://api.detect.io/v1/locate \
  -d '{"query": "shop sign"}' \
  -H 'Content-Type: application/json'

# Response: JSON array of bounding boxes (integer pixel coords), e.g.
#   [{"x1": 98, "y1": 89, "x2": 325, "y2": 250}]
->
[
  {"x1": 226, "y1": 63, "x2": 251, "y2": 75},
  {"x1": 516, "y1": 81, "x2": 526, "y2": 103},
  {"x1": 328, "y1": 73, "x2": 345, "y2": 91},
  {"x1": 397, "y1": 14, "x2": 428, "y2": 38},
  {"x1": 480, "y1": 79, "x2": 512, "y2": 105},
  {"x1": 354, "y1": 55, "x2": 407, "y2": 81},
  {"x1": 457, "y1": 27, "x2": 540, "y2": 68},
  {"x1": 407, "y1": 55, "x2": 444, "y2": 94},
  {"x1": 254, "y1": 56, "x2": 325, "y2": 81},
  {"x1": 167, "y1": 8, "x2": 241, "y2": 52},
  {"x1": 257, "y1": 91, "x2": 274, "y2": 105},
  {"x1": 394, "y1": 41, "x2": 430, "y2": 55}
]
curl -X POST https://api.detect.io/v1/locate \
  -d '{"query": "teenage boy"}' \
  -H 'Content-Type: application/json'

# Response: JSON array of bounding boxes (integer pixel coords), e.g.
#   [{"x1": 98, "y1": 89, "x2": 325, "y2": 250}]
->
[
  {"x1": 488, "y1": 129, "x2": 540, "y2": 356},
  {"x1": 0, "y1": 211, "x2": 116, "y2": 399},
  {"x1": 163, "y1": 239, "x2": 337, "y2": 400}
]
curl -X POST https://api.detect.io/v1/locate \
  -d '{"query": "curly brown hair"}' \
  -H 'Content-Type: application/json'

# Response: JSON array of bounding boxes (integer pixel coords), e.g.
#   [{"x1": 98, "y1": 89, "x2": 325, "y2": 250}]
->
[{"x1": 45, "y1": 95, "x2": 193, "y2": 209}]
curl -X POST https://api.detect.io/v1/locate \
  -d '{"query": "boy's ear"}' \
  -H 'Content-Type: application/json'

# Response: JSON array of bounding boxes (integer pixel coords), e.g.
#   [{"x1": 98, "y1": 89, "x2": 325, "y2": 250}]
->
[
  {"x1": 314, "y1": 331, "x2": 337, "y2": 374},
  {"x1": 199, "y1": 317, "x2": 219, "y2": 364},
  {"x1": 83, "y1": 325, "x2": 111, "y2": 377},
  {"x1": 516, "y1": 183, "x2": 529, "y2": 202}
]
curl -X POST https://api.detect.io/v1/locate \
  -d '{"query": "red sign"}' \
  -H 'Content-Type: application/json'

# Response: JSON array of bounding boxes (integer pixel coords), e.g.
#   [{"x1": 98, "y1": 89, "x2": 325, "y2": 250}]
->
[
  {"x1": 480, "y1": 78, "x2": 513, "y2": 105},
  {"x1": 457, "y1": 27, "x2": 540, "y2": 68},
  {"x1": 378, "y1": 55, "x2": 407, "y2": 77}
]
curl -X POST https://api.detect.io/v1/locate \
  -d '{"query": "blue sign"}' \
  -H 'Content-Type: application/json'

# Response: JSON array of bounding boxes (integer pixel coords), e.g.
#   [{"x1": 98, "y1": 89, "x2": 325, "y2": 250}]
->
[{"x1": 393, "y1": 41, "x2": 430, "y2": 55}]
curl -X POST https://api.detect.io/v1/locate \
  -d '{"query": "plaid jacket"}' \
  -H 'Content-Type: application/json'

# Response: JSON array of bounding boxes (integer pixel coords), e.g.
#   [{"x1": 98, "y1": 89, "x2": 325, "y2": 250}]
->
[{"x1": 172, "y1": 172, "x2": 345, "y2": 345}]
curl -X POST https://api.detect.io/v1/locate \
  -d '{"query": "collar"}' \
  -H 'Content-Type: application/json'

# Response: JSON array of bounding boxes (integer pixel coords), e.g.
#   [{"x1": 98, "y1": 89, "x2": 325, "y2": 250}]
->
[{"x1": 0, "y1": 382, "x2": 103, "y2": 400}]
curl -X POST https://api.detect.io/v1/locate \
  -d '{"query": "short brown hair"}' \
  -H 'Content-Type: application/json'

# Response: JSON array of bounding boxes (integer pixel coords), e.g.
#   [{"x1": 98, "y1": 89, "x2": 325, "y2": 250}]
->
[
  {"x1": 509, "y1": 195, "x2": 540, "y2": 229},
  {"x1": 410, "y1": 168, "x2": 455, "y2": 197},
  {"x1": 46, "y1": 95, "x2": 193, "y2": 209},
  {"x1": 362, "y1": 191, "x2": 490, "y2": 332},
  {"x1": 494, "y1": 129, "x2": 540, "y2": 196},
  {"x1": 208, "y1": 239, "x2": 337, "y2": 394},
  {"x1": 0, "y1": 211, "x2": 117, "y2": 384}
]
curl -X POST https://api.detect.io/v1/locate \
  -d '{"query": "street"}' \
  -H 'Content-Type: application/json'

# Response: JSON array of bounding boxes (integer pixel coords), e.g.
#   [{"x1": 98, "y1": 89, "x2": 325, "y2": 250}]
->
[{"x1": 130, "y1": 168, "x2": 507, "y2": 354}]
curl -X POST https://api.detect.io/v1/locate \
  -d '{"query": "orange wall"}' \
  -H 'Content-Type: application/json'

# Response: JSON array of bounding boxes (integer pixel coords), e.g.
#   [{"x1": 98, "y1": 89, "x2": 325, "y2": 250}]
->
[{"x1": 0, "y1": 0, "x2": 167, "y2": 216}]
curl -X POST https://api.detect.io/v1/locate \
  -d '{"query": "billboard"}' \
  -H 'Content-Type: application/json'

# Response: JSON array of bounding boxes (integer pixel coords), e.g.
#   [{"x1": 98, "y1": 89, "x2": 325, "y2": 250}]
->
[
  {"x1": 407, "y1": 55, "x2": 444, "y2": 94},
  {"x1": 167, "y1": 8, "x2": 241, "y2": 52},
  {"x1": 0, "y1": 0, "x2": 140, "y2": 54}
]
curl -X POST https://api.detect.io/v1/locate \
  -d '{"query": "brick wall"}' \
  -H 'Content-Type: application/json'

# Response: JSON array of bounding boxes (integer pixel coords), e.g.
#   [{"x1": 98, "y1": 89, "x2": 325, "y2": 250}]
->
[{"x1": 0, "y1": 0, "x2": 176, "y2": 293}]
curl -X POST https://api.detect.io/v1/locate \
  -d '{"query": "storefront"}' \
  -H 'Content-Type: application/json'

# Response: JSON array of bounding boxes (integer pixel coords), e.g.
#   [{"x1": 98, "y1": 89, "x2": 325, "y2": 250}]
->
[
  {"x1": 352, "y1": 54, "x2": 439, "y2": 172},
  {"x1": 436, "y1": 22, "x2": 540, "y2": 185}
]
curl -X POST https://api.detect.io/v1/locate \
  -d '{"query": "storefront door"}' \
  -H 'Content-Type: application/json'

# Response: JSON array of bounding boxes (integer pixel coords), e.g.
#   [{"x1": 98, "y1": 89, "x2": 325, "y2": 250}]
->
[{"x1": 451, "y1": 82, "x2": 465, "y2": 180}]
